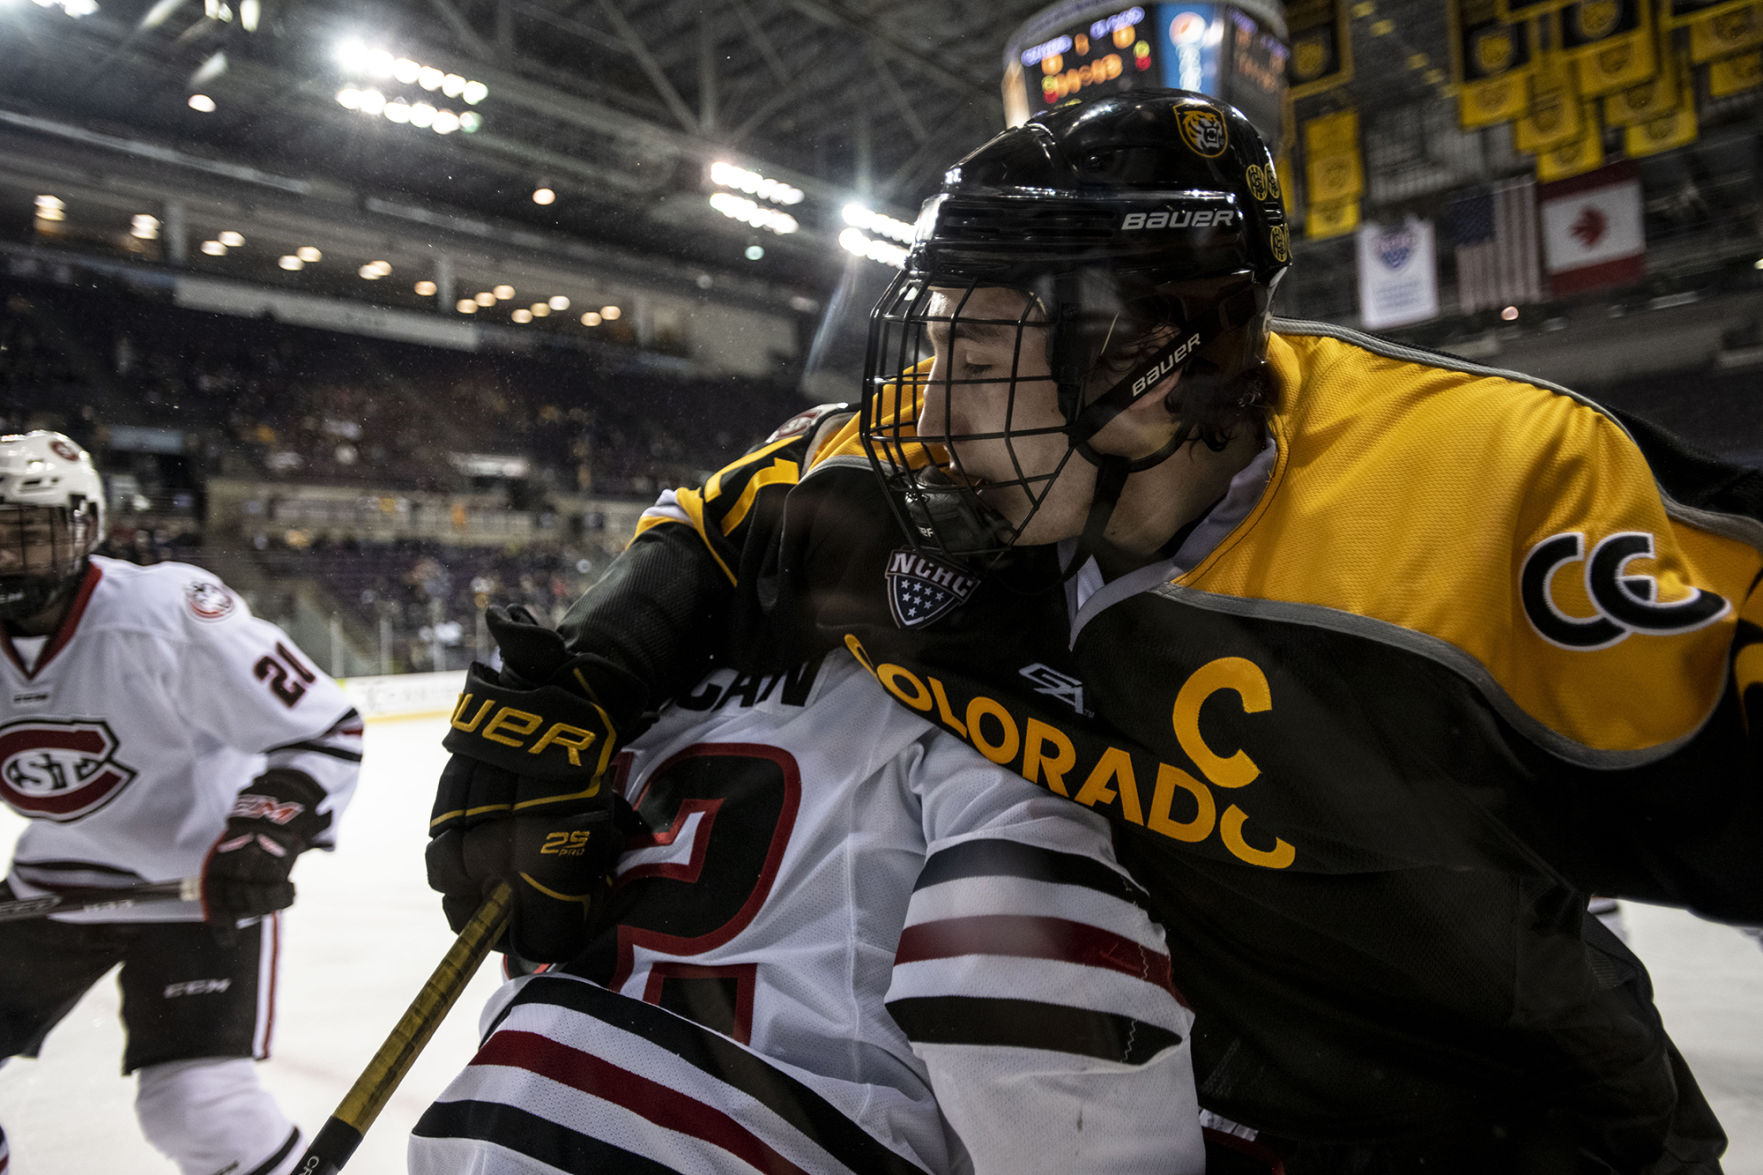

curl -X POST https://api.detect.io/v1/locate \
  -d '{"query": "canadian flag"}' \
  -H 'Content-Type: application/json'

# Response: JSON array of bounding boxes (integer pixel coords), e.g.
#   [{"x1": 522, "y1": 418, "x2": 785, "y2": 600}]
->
[{"x1": 1539, "y1": 162, "x2": 1645, "y2": 295}]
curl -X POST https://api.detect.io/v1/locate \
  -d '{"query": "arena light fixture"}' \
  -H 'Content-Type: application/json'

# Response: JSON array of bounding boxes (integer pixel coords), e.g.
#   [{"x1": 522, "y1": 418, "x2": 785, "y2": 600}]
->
[
  {"x1": 580, "y1": 311, "x2": 602, "y2": 326},
  {"x1": 455, "y1": 298, "x2": 478, "y2": 314},
  {"x1": 841, "y1": 203, "x2": 915, "y2": 245},
  {"x1": 547, "y1": 295, "x2": 569, "y2": 310},
  {"x1": 296, "y1": 246, "x2": 322, "y2": 263},
  {"x1": 708, "y1": 191, "x2": 797, "y2": 235},
  {"x1": 131, "y1": 215, "x2": 160, "y2": 240},
  {"x1": 474, "y1": 291, "x2": 496, "y2": 307},
  {"x1": 278, "y1": 254, "x2": 303, "y2": 270},
  {"x1": 414, "y1": 280, "x2": 437, "y2": 296},
  {"x1": 493, "y1": 284, "x2": 514, "y2": 300},
  {"x1": 511, "y1": 308, "x2": 533, "y2": 323},
  {"x1": 601, "y1": 305, "x2": 621, "y2": 321},
  {"x1": 530, "y1": 303, "x2": 551, "y2": 317},
  {"x1": 745, "y1": 244, "x2": 764, "y2": 261},
  {"x1": 218, "y1": 230, "x2": 245, "y2": 247},
  {"x1": 839, "y1": 226, "x2": 908, "y2": 268},
  {"x1": 532, "y1": 187, "x2": 556, "y2": 206},
  {"x1": 201, "y1": 240, "x2": 227, "y2": 255},
  {"x1": 709, "y1": 160, "x2": 803, "y2": 206},
  {"x1": 34, "y1": 206, "x2": 66, "y2": 223},
  {"x1": 188, "y1": 94, "x2": 216, "y2": 112},
  {"x1": 35, "y1": 195, "x2": 63, "y2": 211}
]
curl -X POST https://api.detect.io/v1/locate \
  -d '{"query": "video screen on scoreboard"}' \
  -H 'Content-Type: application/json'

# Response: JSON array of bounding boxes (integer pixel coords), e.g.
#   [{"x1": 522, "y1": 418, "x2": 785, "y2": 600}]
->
[{"x1": 1013, "y1": 5, "x2": 1160, "y2": 116}]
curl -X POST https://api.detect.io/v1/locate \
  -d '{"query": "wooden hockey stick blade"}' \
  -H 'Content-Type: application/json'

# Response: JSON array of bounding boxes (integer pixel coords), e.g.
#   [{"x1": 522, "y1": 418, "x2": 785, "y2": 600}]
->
[
  {"x1": 293, "y1": 880, "x2": 513, "y2": 1175},
  {"x1": 0, "y1": 877, "x2": 201, "y2": 923}
]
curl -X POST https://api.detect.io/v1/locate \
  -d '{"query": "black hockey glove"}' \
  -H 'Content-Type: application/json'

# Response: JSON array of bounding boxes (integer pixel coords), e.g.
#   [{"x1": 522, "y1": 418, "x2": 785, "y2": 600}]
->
[
  {"x1": 427, "y1": 605, "x2": 630, "y2": 962},
  {"x1": 202, "y1": 768, "x2": 330, "y2": 925}
]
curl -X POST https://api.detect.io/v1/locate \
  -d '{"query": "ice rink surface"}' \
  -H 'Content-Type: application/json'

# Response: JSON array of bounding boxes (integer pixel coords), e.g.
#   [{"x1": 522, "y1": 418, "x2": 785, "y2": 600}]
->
[{"x1": 0, "y1": 714, "x2": 1757, "y2": 1174}]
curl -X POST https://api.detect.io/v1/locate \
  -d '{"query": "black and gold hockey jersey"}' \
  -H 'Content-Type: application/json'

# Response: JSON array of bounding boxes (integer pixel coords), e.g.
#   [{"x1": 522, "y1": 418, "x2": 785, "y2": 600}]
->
[{"x1": 572, "y1": 323, "x2": 1763, "y2": 1173}]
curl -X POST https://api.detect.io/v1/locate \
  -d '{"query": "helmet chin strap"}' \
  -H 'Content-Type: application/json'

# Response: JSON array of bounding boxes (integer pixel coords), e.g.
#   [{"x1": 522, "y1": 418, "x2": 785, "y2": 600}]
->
[{"x1": 1055, "y1": 282, "x2": 1265, "y2": 578}]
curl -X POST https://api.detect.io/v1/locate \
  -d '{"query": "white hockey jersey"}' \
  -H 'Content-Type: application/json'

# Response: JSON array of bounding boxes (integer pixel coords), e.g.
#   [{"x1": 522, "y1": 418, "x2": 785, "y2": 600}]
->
[
  {"x1": 411, "y1": 654, "x2": 1202, "y2": 1174},
  {"x1": 0, "y1": 556, "x2": 362, "y2": 919}
]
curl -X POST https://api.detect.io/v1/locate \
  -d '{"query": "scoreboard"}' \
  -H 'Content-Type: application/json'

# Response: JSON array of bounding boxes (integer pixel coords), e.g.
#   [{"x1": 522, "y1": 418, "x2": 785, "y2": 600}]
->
[{"x1": 1002, "y1": 0, "x2": 1289, "y2": 144}]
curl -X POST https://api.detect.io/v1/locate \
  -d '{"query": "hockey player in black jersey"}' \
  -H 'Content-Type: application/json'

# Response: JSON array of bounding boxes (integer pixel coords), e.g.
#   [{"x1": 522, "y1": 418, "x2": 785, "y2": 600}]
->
[{"x1": 429, "y1": 91, "x2": 1763, "y2": 1173}]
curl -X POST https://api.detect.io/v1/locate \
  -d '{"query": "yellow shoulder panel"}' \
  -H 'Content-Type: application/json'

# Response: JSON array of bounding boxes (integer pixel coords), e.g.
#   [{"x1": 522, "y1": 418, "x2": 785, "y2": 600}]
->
[{"x1": 1186, "y1": 328, "x2": 1762, "y2": 753}]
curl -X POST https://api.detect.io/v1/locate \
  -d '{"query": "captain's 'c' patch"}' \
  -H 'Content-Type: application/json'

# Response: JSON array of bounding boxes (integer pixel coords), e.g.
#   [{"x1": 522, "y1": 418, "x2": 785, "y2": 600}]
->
[{"x1": 1520, "y1": 530, "x2": 1729, "y2": 650}]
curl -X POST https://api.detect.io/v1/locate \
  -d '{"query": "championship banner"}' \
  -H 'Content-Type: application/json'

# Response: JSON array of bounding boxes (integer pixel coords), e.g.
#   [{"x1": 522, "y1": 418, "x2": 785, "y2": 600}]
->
[
  {"x1": 1303, "y1": 108, "x2": 1362, "y2": 207},
  {"x1": 1686, "y1": 1, "x2": 1763, "y2": 61},
  {"x1": 1356, "y1": 217, "x2": 1440, "y2": 330},
  {"x1": 1535, "y1": 106, "x2": 1605, "y2": 181},
  {"x1": 1451, "y1": 0, "x2": 1536, "y2": 125},
  {"x1": 1514, "y1": 58, "x2": 1585, "y2": 149},
  {"x1": 1539, "y1": 161, "x2": 1645, "y2": 294},
  {"x1": 1604, "y1": 47, "x2": 1681, "y2": 122},
  {"x1": 1287, "y1": 0, "x2": 1353, "y2": 97},
  {"x1": 1623, "y1": 69, "x2": 1698, "y2": 155},
  {"x1": 1708, "y1": 48, "x2": 1763, "y2": 92},
  {"x1": 1307, "y1": 198, "x2": 1361, "y2": 240},
  {"x1": 1564, "y1": 0, "x2": 1656, "y2": 94}
]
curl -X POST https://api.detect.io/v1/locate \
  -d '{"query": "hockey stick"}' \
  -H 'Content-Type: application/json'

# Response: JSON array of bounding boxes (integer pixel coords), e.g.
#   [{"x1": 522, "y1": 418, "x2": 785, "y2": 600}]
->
[
  {"x1": 0, "y1": 877, "x2": 201, "y2": 923},
  {"x1": 294, "y1": 880, "x2": 513, "y2": 1175}
]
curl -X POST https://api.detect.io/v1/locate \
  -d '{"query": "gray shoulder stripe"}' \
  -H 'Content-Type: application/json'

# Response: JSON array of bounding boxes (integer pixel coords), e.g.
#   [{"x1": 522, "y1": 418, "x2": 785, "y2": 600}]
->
[
  {"x1": 1149, "y1": 581, "x2": 1718, "y2": 769},
  {"x1": 1272, "y1": 320, "x2": 1763, "y2": 554}
]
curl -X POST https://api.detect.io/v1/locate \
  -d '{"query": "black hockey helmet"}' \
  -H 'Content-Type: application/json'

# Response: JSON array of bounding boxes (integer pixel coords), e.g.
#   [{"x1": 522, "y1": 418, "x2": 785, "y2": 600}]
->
[
  {"x1": 0, "y1": 431, "x2": 104, "y2": 622},
  {"x1": 860, "y1": 89, "x2": 1290, "y2": 569}
]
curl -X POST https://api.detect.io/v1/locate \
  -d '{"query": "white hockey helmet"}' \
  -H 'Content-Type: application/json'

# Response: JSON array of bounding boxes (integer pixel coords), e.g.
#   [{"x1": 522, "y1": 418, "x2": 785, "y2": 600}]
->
[{"x1": 0, "y1": 430, "x2": 105, "y2": 620}]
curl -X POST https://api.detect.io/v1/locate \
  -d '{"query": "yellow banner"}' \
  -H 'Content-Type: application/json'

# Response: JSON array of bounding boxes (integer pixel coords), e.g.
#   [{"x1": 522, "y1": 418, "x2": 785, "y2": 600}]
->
[
  {"x1": 1708, "y1": 48, "x2": 1763, "y2": 92},
  {"x1": 1623, "y1": 71, "x2": 1699, "y2": 155},
  {"x1": 1306, "y1": 150, "x2": 1365, "y2": 204},
  {"x1": 1535, "y1": 107, "x2": 1605, "y2": 180},
  {"x1": 1306, "y1": 199, "x2": 1361, "y2": 240},
  {"x1": 1576, "y1": 31, "x2": 1656, "y2": 93},
  {"x1": 1303, "y1": 108, "x2": 1359, "y2": 154},
  {"x1": 1460, "y1": 71, "x2": 1534, "y2": 124},
  {"x1": 1514, "y1": 59, "x2": 1585, "y2": 149},
  {"x1": 1688, "y1": 2, "x2": 1763, "y2": 62},
  {"x1": 1603, "y1": 47, "x2": 1679, "y2": 122}
]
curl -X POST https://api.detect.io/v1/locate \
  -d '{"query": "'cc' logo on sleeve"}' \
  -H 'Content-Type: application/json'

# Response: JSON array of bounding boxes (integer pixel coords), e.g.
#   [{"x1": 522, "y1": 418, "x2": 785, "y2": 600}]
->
[{"x1": 1520, "y1": 530, "x2": 1729, "y2": 649}]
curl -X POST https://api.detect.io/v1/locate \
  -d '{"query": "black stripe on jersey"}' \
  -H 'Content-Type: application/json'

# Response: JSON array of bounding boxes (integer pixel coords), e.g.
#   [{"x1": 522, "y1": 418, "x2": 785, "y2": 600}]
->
[
  {"x1": 413, "y1": 1099, "x2": 680, "y2": 1174},
  {"x1": 11, "y1": 859, "x2": 146, "y2": 885},
  {"x1": 887, "y1": 995, "x2": 1182, "y2": 1065},
  {"x1": 265, "y1": 742, "x2": 364, "y2": 763},
  {"x1": 915, "y1": 838, "x2": 1150, "y2": 908},
  {"x1": 497, "y1": 975, "x2": 930, "y2": 1175}
]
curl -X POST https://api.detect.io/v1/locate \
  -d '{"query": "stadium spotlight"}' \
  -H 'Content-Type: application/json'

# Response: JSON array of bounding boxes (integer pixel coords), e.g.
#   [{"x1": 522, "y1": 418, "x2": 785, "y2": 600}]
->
[
  {"x1": 359, "y1": 264, "x2": 379, "y2": 279},
  {"x1": 432, "y1": 110, "x2": 460, "y2": 134},
  {"x1": 455, "y1": 298, "x2": 478, "y2": 313},
  {"x1": 385, "y1": 99, "x2": 412, "y2": 123},
  {"x1": 1500, "y1": 305, "x2": 1520, "y2": 321},
  {"x1": 131, "y1": 214, "x2": 160, "y2": 240},
  {"x1": 511, "y1": 308, "x2": 533, "y2": 323},
  {"x1": 462, "y1": 80, "x2": 488, "y2": 105},
  {"x1": 392, "y1": 57, "x2": 422, "y2": 85},
  {"x1": 418, "y1": 66, "x2": 444, "y2": 91},
  {"x1": 201, "y1": 240, "x2": 227, "y2": 255},
  {"x1": 239, "y1": 0, "x2": 257, "y2": 30},
  {"x1": 475, "y1": 291, "x2": 496, "y2": 306},
  {"x1": 218, "y1": 230, "x2": 244, "y2": 247},
  {"x1": 34, "y1": 195, "x2": 63, "y2": 211},
  {"x1": 408, "y1": 102, "x2": 436, "y2": 128},
  {"x1": 493, "y1": 284, "x2": 514, "y2": 300},
  {"x1": 414, "y1": 280, "x2": 437, "y2": 296},
  {"x1": 601, "y1": 305, "x2": 621, "y2": 320},
  {"x1": 441, "y1": 73, "x2": 466, "y2": 98},
  {"x1": 745, "y1": 244, "x2": 764, "y2": 261},
  {"x1": 278, "y1": 254, "x2": 303, "y2": 270},
  {"x1": 532, "y1": 187, "x2": 556, "y2": 205},
  {"x1": 580, "y1": 311, "x2": 602, "y2": 326},
  {"x1": 459, "y1": 111, "x2": 482, "y2": 133},
  {"x1": 336, "y1": 87, "x2": 363, "y2": 110},
  {"x1": 547, "y1": 295, "x2": 569, "y2": 310},
  {"x1": 530, "y1": 302, "x2": 551, "y2": 317},
  {"x1": 296, "y1": 245, "x2": 322, "y2": 262},
  {"x1": 1753, "y1": 257, "x2": 1763, "y2": 270},
  {"x1": 188, "y1": 94, "x2": 216, "y2": 112}
]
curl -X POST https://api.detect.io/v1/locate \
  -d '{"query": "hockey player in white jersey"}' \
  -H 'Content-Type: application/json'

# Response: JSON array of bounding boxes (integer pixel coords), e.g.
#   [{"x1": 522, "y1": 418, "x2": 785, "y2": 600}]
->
[
  {"x1": 417, "y1": 601, "x2": 1223, "y2": 1174},
  {"x1": 0, "y1": 431, "x2": 363, "y2": 1175}
]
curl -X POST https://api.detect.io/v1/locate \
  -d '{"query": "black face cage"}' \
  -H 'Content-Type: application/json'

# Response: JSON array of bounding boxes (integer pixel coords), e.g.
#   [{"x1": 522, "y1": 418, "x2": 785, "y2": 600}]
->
[
  {"x1": 860, "y1": 272, "x2": 1085, "y2": 571},
  {"x1": 0, "y1": 501, "x2": 99, "y2": 620}
]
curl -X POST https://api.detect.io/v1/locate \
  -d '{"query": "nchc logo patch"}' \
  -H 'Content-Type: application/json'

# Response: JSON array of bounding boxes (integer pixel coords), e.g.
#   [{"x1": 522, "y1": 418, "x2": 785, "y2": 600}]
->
[
  {"x1": 0, "y1": 718, "x2": 139, "y2": 821},
  {"x1": 885, "y1": 548, "x2": 979, "y2": 629},
  {"x1": 1520, "y1": 530, "x2": 1729, "y2": 650}
]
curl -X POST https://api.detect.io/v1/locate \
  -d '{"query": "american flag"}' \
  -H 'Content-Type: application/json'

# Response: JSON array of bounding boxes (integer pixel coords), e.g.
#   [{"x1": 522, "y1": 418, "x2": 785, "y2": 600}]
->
[{"x1": 1450, "y1": 177, "x2": 1542, "y2": 314}]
